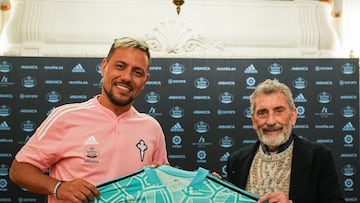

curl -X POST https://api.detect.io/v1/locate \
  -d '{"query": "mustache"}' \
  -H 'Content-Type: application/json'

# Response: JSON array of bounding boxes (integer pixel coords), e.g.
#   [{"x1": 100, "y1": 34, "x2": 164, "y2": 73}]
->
[
  {"x1": 114, "y1": 81, "x2": 133, "y2": 89},
  {"x1": 261, "y1": 124, "x2": 282, "y2": 131}
]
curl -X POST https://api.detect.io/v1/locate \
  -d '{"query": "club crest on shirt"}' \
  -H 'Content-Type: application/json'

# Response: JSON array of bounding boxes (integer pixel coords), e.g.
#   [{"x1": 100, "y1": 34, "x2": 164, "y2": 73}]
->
[
  {"x1": 136, "y1": 139, "x2": 148, "y2": 161},
  {"x1": 84, "y1": 146, "x2": 99, "y2": 158},
  {"x1": 83, "y1": 146, "x2": 100, "y2": 165}
]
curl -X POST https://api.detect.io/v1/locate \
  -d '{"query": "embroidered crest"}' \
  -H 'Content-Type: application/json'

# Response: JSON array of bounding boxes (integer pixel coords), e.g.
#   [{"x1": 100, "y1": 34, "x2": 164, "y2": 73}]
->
[{"x1": 136, "y1": 139, "x2": 148, "y2": 161}]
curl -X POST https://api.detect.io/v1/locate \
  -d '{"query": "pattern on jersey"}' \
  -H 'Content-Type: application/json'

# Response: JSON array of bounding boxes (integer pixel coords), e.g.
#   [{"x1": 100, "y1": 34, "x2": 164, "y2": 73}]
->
[{"x1": 91, "y1": 165, "x2": 259, "y2": 203}]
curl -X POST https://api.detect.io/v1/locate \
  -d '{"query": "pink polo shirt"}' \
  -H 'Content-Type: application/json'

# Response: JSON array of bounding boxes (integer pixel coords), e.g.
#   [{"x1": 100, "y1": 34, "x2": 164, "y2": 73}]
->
[{"x1": 15, "y1": 96, "x2": 169, "y2": 202}]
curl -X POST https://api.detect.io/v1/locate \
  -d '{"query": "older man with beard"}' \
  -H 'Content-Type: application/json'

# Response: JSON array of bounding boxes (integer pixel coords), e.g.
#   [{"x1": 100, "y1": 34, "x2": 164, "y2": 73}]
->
[{"x1": 226, "y1": 79, "x2": 344, "y2": 203}]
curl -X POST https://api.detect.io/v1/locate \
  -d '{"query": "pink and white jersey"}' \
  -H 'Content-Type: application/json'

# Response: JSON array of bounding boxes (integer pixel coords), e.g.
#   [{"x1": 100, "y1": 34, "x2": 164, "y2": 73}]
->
[{"x1": 15, "y1": 96, "x2": 169, "y2": 202}]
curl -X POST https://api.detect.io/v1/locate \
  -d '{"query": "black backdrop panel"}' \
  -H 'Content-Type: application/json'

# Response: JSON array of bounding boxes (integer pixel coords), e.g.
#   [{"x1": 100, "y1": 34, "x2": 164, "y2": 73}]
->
[{"x1": 0, "y1": 57, "x2": 359, "y2": 202}]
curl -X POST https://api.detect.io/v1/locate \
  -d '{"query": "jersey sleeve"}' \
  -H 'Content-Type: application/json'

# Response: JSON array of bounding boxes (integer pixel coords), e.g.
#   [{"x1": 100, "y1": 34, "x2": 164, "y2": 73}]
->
[{"x1": 15, "y1": 108, "x2": 66, "y2": 172}]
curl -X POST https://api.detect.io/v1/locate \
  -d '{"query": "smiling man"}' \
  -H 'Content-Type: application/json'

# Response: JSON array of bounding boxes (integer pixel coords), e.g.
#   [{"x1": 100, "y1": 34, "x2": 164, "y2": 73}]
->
[
  {"x1": 226, "y1": 79, "x2": 344, "y2": 203},
  {"x1": 9, "y1": 37, "x2": 169, "y2": 203}
]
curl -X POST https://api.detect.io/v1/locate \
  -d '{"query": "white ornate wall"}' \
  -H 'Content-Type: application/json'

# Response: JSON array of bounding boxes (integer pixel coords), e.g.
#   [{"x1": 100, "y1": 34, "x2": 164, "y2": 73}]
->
[{"x1": 0, "y1": 0, "x2": 344, "y2": 58}]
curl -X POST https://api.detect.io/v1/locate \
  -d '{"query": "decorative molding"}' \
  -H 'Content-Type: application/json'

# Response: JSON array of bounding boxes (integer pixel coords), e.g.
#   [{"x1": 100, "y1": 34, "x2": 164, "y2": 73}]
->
[
  {"x1": 0, "y1": 0, "x2": 344, "y2": 58},
  {"x1": 144, "y1": 21, "x2": 224, "y2": 56},
  {"x1": 21, "y1": 0, "x2": 42, "y2": 42}
]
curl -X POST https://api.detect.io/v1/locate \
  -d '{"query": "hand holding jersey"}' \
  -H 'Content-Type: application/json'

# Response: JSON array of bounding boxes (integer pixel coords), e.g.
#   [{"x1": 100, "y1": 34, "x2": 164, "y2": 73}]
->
[{"x1": 9, "y1": 37, "x2": 169, "y2": 203}]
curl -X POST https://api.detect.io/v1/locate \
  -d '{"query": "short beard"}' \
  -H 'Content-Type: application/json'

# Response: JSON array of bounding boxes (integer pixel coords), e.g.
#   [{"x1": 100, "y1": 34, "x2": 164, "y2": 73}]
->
[
  {"x1": 103, "y1": 86, "x2": 134, "y2": 107},
  {"x1": 257, "y1": 121, "x2": 292, "y2": 148}
]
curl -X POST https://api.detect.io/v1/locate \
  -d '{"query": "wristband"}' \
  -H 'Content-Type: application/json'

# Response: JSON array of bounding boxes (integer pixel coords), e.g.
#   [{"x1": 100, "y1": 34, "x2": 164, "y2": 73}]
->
[{"x1": 53, "y1": 181, "x2": 63, "y2": 199}]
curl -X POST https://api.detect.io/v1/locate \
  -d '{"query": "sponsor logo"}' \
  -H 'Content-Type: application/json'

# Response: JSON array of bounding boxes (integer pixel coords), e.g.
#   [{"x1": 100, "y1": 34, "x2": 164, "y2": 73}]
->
[
  {"x1": 243, "y1": 107, "x2": 251, "y2": 118},
  {"x1": 0, "y1": 164, "x2": 9, "y2": 176},
  {"x1": 244, "y1": 64, "x2": 258, "y2": 73},
  {"x1": 296, "y1": 106, "x2": 305, "y2": 118},
  {"x1": 217, "y1": 109, "x2": 236, "y2": 115},
  {"x1": 344, "y1": 134, "x2": 354, "y2": 147},
  {"x1": 46, "y1": 91, "x2": 61, "y2": 103},
  {"x1": 168, "y1": 95, "x2": 186, "y2": 100},
  {"x1": 246, "y1": 77, "x2": 256, "y2": 89},
  {"x1": 340, "y1": 95, "x2": 357, "y2": 100},
  {"x1": 168, "y1": 154, "x2": 186, "y2": 159},
  {"x1": 21, "y1": 120, "x2": 36, "y2": 132},
  {"x1": 219, "y1": 92, "x2": 234, "y2": 104},
  {"x1": 193, "y1": 110, "x2": 211, "y2": 115},
  {"x1": 218, "y1": 125, "x2": 235, "y2": 129},
  {"x1": 0, "y1": 121, "x2": 10, "y2": 131},
  {"x1": 69, "y1": 95, "x2": 87, "y2": 100},
  {"x1": 194, "y1": 121, "x2": 209, "y2": 133},
  {"x1": 20, "y1": 65, "x2": 38, "y2": 70},
  {"x1": 194, "y1": 77, "x2": 209, "y2": 89},
  {"x1": 216, "y1": 66, "x2": 236, "y2": 71},
  {"x1": 342, "y1": 122, "x2": 355, "y2": 131},
  {"x1": 317, "y1": 92, "x2": 332, "y2": 104},
  {"x1": 315, "y1": 66, "x2": 333, "y2": 71},
  {"x1": 19, "y1": 94, "x2": 38, "y2": 99},
  {"x1": 192, "y1": 136, "x2": 212, "y2": 148},
  {"x1": 68, "y1": 80, "x2": 88, "y2": 85},
  {"x1": 220, "y1": 152, "x2": 230, "y2": 162},
  {"x1": 344, "y1": 178, "x2": 354, "y2": 191},
  {"x1": 44, "y1": 65, "x2": 64, "y2": 70},
  {"x1": 217, "y1": 81, "x2": 235, "y2": 86},
  {"x1": 45, "y1": 80, "x2": 63, "y2": 84},
  {"x1": 150, "y1": 66, "x2": 162, "y2": 71},
  {"x1": 314, "y1": 106, "x2": 334, "y2": 118},
  {"x1": 22, "y1": 76, "x2": 37, "y2": 88},
  {"x1": 0, "y1": 105, "x2": 11, "y2": 117},
  {"x1": 96, "y1": 63, "x2": 102, "y2": 73},
  {"x1": 291, "y1": 66, "x2": 308, "y2": 71},
  {"x1": 72, "y1": 64, "x2": 86, "y2": 73},
  {"x1": 316, "y1": 139, "x2": 333, "y2": 144},
  {"x1": 219, "y1": 136, "x2": 234, "y2": 148},
  {"x1": 197, "y1": 150, "x2": 207, "y2": 163},
  {"x1": 193, "y1": 95, "x2": 211, "y2": 100},
  {"x1": 172, "y1": 135, "x2": 182, "y2": 148},
  {"x1": 169, "y1": 106, "x2": 185, "y2": 119},
  {"x1": 0, "y1": 76, "x2": 15, "y2": 87},
  {"x1": 294, "y1": 93, "x2": 307, "y2": 102},
  {"x1": 0, "y1": 61, "x2": 12, "y2": 73},
  {"x1": 0, "y1": 94, "x2": 13, "y2": 98},
  {"x1": 84, "y1": 136, "x2": 99, "y2": 145},
  {"x1": 268, "y1": 63, "x2": 283, "y2": 75},
  {"x1": 341, "y1": 63, "x2": 355, "y2": 74},
  {"x1": 342, "y1": 106, "x2": 356, "y2": 118},
  {"x1": 170, "y1": 122, "x2": 184, "y2": 132},
  {"x1": 84, "y1": 146, "x2": 99, "y2": 159},
  {"x1": 293, "y1": 124, "x2": 309, "y2": 129},
  {"x1": 314, "y1": 124, "x2": 334, "y2": 129},
  {"x1": 148, "y1": 107, "x2": 162, "y2": 117},
  {"x1": 342, "y1": 164, "x2": 356, "y2": 177},
  {"x1": 293, "y1": 77, "x2": 307, "y2": 89},
  {"x1": 315, "y1": 81, "x2": 333, "y2": 85},
  {"x1": 193, "y1": 66, "x2": 210, "y2": 71},
  {"x1": 169, "y1": 63, "x2": 185, "y2": 75},
  {"x1": 168, "y1": 79, "x2": 186, "y2": 84},
  {"x1": 339, "y1": 80, "x2": 357, "y2": 86},
  {"x1": 145, "y1": 91, "x2": 160, "y2": 103},
  {"x1": 146, "y1": 81, "x2": 161, "y2": 85}
]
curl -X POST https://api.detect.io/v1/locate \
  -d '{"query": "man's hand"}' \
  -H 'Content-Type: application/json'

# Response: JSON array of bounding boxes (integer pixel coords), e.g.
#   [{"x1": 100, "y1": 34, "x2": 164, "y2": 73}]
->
[
  {"x1": 258, "y1": 191, "x2": 292, "y2": 203},
  {"x1": 56, "y1": 178, "x2": 100, "y2": 203},
  {"x1": 211, "y1": 171, "x2": 222, "y2": 179}
]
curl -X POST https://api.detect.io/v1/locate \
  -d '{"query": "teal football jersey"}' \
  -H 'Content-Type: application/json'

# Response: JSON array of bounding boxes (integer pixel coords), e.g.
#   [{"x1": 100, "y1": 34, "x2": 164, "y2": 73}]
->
[{"x1": 90, "y1": 165, "x2": 259, "y2": 203}]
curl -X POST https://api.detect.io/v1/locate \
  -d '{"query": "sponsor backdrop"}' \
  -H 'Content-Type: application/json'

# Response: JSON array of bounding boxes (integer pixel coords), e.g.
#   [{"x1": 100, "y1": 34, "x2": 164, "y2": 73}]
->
[{"x1": 0, "y1": 57, "x2": 359, "y2": 202}]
